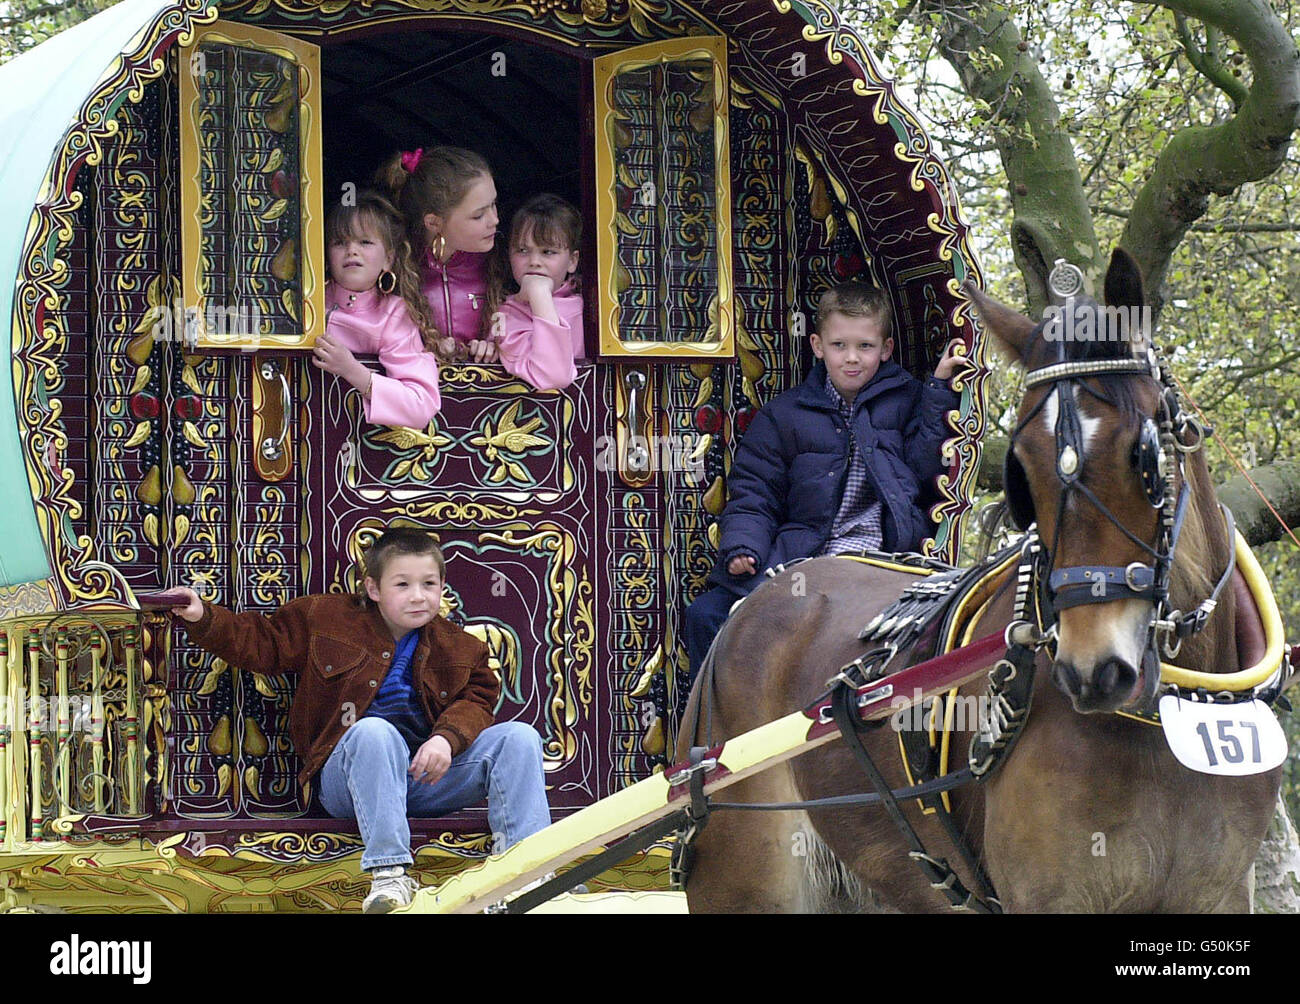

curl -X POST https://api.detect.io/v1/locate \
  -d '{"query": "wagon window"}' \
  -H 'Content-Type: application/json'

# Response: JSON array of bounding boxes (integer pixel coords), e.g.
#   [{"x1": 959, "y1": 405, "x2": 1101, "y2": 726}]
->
[
  {"x1": 593, "y1": 36, "x2": 733, "y2": 360},
  {"x1": 178, "y1": 21, "x2": 325, "y2": 351}
]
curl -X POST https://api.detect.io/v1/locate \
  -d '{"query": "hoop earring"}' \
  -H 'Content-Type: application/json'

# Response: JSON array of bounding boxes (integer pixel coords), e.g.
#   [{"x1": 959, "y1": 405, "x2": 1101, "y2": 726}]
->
[
  {"x1": 431, "y1": 233, "x2": 447, "y2": 262},
  {"x1": 377, "y1": 270, "x2": 397, "y2": 295}
]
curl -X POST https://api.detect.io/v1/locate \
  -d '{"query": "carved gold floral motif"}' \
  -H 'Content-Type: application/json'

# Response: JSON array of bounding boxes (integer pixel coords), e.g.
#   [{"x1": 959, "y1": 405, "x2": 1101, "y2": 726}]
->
[
  {"x1": 368, "y1": 423, "x2": 455, "y2": 481},
  {"x1": 469, "y1": 400, "x2": 550, "y2": 485},
  {"x1": 221, "y1": 0, "x2": 688, "y2": 41}
]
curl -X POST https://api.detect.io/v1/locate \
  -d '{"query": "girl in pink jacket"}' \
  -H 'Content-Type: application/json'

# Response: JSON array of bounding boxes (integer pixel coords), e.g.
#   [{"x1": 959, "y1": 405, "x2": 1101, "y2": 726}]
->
[
  {"x1": 312, "y1": 191, "x2": 445, "y2": 429},
  {"x1": 379, "y1": 146, "x2": 509, "y2": 364},
  {"x1": 496, "y1": 194, "x2": 584, "y2": 391}
]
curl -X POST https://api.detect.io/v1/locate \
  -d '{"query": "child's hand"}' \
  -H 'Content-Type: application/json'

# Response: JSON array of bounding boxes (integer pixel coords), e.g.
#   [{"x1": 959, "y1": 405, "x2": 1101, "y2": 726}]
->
[
  {"x1": 312, "y1": 331, "x2": 367, "y2": 387},
  {"x1": 933, "y1": 339, "x2": 965, "y2": 382},
  {"x1": 410, "y1": 735, "x2": 453, "y2": 785},
  {"x1": 518, "y1": 273, "x2": 555, "y2": 306},
  {"x1": 170, "y1": 587, "x2": 205, "y2": 623},
  {"x1": 518, "y1": 274, "x2": 561, "y2": 323},
  {"x1": 728, "y1": 554, "x2": 757, "y2": 577},
  {"x1": 466, "y1": 338, "x2": 500, "y2": 364}
]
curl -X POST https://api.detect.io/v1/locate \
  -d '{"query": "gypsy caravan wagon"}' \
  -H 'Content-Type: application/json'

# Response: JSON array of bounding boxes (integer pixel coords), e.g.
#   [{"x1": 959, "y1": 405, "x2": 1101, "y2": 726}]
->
[{"x1": 0, "y1": 0, "x2": 984, "y2": 911}]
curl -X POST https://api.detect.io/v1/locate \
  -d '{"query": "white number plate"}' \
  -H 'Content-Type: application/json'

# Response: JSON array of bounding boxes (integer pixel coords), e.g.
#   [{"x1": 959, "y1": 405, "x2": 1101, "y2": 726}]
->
[{"x1": 1159, "y1": 696, "x2": 1287, "y2": 776}]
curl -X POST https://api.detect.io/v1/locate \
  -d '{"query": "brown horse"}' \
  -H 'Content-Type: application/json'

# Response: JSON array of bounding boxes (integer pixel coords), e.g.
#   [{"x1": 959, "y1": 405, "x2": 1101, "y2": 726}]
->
[{"x1": 678, "y1": 250, "x2": 1282, "y2": 913}]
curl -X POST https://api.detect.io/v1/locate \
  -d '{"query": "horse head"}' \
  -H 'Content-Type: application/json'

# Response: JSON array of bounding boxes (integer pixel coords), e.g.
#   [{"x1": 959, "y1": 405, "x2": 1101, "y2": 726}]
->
[{"x1": 966, "y1": 250, "x2": 1217, "y2": 714}]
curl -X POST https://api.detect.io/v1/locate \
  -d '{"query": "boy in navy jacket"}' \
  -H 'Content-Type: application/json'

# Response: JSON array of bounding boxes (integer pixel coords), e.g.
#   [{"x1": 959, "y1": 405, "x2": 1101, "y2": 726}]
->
[{"x1": 683, "y1": 281, "x2": 963, "y2": 680}]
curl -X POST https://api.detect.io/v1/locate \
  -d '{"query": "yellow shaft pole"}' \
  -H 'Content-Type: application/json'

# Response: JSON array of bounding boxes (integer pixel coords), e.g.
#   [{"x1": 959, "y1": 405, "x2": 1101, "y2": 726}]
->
[{"x1": 415, "y1": 708, "x2": 838, "y2": 914}]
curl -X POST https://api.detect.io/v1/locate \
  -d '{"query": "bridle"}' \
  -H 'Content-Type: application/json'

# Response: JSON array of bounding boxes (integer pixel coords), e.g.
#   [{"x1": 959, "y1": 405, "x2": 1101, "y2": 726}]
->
[{"x1": 1001, "y1": 303, "x2": 1231, "y2": 713}]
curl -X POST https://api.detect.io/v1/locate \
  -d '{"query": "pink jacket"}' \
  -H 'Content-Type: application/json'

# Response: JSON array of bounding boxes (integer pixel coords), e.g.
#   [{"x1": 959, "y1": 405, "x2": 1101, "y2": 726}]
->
[
  {"x1": 496, "y1": 283, "x2": 585, "y2": 391},
  {"x1": 421, "y1": 249, "x2": 491, "y2": 345},
  {"x1": 325, "y1": 282, "x2": 441, "y2": 429}
]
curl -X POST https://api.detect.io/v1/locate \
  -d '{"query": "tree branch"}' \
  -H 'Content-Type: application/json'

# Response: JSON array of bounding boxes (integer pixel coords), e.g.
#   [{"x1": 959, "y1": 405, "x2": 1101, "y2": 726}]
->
[
  {"x1": 1217, "y1": 461, "x2": 1300, "y2": 547},
  {"x1": 1095, "y1": 205, "x2": 1300, "y2": 233},
  {"x1": 1121, "y1": 1, "x2": 1300, "y2": 313},
  {"x1": 920, "y1": 0, "x2": 1101, "y2": 313},
  {"x1": 1081, "y1": 50, "x2": 1182, "y2": 189},
  {"x1": 1175, "y1": 12, "x2": 1250, "y2": 109}
]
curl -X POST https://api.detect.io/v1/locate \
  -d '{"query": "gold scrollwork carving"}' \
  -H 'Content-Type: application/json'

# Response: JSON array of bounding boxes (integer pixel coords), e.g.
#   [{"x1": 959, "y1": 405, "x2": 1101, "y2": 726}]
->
[
  {"x1": 13, "y1": 0, "x2": 217, "y2": 607},
  {"x1": 221, "y1": 0, "x2": 689, "y2": 41}
]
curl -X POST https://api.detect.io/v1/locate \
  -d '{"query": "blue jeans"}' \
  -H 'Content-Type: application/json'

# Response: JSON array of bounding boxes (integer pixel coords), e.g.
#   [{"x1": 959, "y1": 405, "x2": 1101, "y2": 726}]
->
[
  {"x1": 318, "y1": 717, "x2": 551, "y2": 871},
  {"x1": 684, "y1": 586, "x2": 742, "y2": 683}
]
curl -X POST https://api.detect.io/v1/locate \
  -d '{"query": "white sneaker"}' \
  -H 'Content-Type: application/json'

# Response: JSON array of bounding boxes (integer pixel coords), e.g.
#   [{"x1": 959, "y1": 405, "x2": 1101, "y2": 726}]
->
[{"x1": 363, "y1": 866, "x2": 420, "y2": 914}]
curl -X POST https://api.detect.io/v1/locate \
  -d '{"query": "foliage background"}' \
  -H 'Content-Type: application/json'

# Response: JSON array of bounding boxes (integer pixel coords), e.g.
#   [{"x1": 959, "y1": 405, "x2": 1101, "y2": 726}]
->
[
  {"x1": 839, "y1": 2, "x2": 1300, "y2": 821},
  {"x1": 0, "y1": 0, "x2": 121, "y2": 61}
]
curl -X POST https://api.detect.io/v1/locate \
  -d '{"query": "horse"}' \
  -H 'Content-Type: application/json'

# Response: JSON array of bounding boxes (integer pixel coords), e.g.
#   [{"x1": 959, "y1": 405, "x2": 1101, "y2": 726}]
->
[{"x1": 677, "y1": 249, "x2": 1283, "y2": 913}]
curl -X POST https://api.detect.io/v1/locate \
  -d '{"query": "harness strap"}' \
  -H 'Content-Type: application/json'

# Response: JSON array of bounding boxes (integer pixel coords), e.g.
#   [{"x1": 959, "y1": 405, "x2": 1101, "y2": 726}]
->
[
  {"x1": 668, "y1": 745, "x2": 714, "y2": 892},
  {"x1": 1049, "y1": 563, "x2": 1156, "y2": 608},
  {"x1": 969, "y1": 639, "x2": 1039, "y2": 777},
  {"x1": 829, "y1": 682, "x2": 1000, "y2": 914},
  {"x1": 1167, "y1": 503, "x2": 1236, "y2": 641},
  {"x1": 710, "y1": 768, "x2": 978, "y2": 811}
]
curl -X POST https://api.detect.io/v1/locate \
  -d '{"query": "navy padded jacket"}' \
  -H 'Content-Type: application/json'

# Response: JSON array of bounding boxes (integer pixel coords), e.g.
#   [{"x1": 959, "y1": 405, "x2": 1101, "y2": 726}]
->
[{"x1": 706, "y1": 359, "x2": 958, "y2": 596}]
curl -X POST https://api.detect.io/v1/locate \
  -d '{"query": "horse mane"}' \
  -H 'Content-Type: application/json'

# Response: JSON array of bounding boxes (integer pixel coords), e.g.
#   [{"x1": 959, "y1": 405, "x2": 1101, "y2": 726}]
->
[{"x1": 1172, "y1": 444, "x2": 1220, "y2": 605}]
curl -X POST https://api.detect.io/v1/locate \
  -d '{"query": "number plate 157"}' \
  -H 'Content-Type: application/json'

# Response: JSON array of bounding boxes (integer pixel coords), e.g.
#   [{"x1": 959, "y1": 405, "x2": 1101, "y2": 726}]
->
[{"x1": 1159, "y1": 696, "x2": 1287, "y2": 776}]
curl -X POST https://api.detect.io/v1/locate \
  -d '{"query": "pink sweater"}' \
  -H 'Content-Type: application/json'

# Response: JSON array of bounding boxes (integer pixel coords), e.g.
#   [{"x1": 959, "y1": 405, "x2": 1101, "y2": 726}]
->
[
  {"x1": 496, "y1": 283, "x2": 585, "y2": 391},
  {"x1": 325, "y1": 282, "x2": 441, "y2": 429}
]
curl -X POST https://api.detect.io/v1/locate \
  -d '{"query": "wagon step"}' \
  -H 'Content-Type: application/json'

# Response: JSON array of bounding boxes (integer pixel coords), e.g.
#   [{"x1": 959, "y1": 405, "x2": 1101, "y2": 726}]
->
[{"x1": 404, "y1": 631, "x2": 1007, "y2": 913}]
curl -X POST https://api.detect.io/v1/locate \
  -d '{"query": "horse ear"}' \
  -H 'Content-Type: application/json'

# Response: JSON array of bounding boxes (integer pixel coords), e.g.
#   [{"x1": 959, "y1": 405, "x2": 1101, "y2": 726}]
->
[
  {"x1": 962, "y1": 280, "x2": 1036, "y2": 363},
  {"x1": 1103, "y1": 248, "x2": 1145, "y2": 310}
]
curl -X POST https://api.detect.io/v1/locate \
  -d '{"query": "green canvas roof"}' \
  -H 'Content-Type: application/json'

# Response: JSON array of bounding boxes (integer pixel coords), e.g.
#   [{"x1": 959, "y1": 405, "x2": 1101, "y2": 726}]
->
[{"x1": 0, "y1": 0, "x2": 210, "y2": 587}]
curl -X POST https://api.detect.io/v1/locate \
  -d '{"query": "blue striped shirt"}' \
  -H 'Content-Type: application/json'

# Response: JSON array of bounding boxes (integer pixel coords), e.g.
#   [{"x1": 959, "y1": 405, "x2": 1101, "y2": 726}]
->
[{"x1": 363, "y1": 629, "x2": 430, "y2": 752}]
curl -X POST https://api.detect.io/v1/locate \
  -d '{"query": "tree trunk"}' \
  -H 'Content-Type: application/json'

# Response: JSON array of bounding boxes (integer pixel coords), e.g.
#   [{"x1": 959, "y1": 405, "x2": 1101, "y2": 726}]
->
[
  {"x1": 1255, "y1": 798, "x2": 1300, "y2": 913},
  {"x1": 922, "y1": 1, "x2": 1101, "y2": 313},
  {"x1": 977, "y1": 441, "x2": 1300, "y2": 548}
]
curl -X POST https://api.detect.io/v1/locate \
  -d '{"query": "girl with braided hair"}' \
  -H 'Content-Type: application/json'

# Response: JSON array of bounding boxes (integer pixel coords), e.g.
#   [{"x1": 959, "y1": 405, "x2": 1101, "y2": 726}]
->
[{"x1": 377, "y1": 145, "x2": 509, "y2": 364}]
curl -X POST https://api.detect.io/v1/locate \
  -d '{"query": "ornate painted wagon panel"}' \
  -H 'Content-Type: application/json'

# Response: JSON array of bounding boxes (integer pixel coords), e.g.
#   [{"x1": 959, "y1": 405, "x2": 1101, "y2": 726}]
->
[{"x1": 0, "y1": 0, "x2": 987, "y2": 910}]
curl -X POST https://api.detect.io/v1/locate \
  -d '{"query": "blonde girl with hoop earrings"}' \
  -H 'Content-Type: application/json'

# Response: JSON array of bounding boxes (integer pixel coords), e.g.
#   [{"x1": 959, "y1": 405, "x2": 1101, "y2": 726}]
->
[
  {"x1": 378, "y1": 146, "x2": 508, "y2": 364},
  {"x1": 313, "y1": 191, "x2": 447, "y2": 429}
]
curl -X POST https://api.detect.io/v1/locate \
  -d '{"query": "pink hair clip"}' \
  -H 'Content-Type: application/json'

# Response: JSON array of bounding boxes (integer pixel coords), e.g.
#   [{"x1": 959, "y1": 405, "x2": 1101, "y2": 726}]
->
[{"x1": 400, "y1": 148, "x2": 424, "y2": 173}]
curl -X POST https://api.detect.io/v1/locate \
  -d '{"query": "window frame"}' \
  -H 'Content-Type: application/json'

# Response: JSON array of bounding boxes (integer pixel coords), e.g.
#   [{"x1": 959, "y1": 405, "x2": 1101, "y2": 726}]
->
[
  {"x1": 178, "y1": 19, "x2": 325, "y2": 352},
  {"x1": 592, "y1": 35, "x2": 735, "y2": 361}
]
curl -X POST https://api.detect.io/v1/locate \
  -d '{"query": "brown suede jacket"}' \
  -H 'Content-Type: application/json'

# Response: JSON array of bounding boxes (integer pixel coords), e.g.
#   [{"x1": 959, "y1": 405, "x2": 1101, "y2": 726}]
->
[{"x1": 181, "y1": 594, "x2": 498, "y2": 786}]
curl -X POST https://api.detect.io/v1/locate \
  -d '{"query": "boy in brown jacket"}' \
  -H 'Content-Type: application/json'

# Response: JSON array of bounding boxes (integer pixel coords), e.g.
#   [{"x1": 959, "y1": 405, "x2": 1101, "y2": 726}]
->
[{"x1": 169, "y1": 527, "x2": 550, "y2": 912}]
